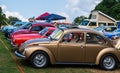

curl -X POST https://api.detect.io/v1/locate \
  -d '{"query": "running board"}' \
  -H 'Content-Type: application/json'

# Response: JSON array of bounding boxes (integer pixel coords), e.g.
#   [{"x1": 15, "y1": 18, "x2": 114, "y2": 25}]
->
[{"x1": 55, "y1": 62, "x2": 96, "y2": 65}]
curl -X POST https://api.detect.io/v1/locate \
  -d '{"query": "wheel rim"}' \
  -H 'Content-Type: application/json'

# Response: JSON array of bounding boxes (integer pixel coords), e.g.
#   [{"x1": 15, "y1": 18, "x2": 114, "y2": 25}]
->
[
  {"x1": 103, "y1": 56, "x2": 115, "y2": 69},
  {"x1": 33, "y1": 53, "x2": 47, "y2": 67}
]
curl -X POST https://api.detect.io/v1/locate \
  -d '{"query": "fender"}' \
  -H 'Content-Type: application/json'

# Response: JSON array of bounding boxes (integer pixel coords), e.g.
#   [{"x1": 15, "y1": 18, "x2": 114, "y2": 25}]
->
[
  {"x1": 95, "y1": 48, "x2": 118, "y2": 65},
  {"x1": 25, "y1": 45, "x2": 56, "y2": 64}
]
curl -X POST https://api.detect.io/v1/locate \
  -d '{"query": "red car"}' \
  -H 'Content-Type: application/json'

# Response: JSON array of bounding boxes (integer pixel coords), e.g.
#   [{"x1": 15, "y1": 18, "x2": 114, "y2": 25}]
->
[
  {"x1": 11, "y1": 27, "x2": 56, "y2": 47},
  {"x1": 10, "y1": 22, "x2": 54, "y2": 39}
]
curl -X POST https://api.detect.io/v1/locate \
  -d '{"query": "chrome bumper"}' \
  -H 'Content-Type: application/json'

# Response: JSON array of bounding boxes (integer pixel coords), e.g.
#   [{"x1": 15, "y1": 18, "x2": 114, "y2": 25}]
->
[
  {"x1": 7, "y1": 37, "x2": 11, "y2": 41},
  {"x1": 11, "y1": 42, "x2": 18, "y2": 49},
  {"x1": 15, "y1": 51, "x2": 25, "y2": 59}
]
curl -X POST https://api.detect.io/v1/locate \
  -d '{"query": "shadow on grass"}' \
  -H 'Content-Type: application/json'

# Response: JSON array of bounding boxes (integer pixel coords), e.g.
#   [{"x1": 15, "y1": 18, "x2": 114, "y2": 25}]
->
[
  {"x1": 18, "y1": 59, "x2": 120, "y2": 71},
  {"x1": 19, "y1": 59, "x2": 99, "y2": 69}
]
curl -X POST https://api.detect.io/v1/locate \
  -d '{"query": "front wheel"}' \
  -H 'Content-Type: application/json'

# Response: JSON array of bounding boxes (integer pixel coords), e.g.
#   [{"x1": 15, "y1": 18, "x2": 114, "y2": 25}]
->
[
  {"x1": 100, "y1": 54, "x2": 117, "y2": 70},
  {"x1": 30, "y1": 51, "x2": 49, "y2": 68}
]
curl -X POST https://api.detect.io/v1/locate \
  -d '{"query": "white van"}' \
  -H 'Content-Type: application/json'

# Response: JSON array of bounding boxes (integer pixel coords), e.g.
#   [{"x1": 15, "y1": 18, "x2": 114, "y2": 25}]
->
[{"x1": 78, "y1": 19, "x2": 117, "y2": 29}]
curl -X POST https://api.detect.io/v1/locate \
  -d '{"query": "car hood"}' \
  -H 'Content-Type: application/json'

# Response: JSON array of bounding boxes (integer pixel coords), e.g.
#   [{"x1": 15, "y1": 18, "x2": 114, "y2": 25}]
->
[
  {"x1": 14, "y1": 33, "x2": 41, "y2": 38},
  {"x1": 12, "y1": 28, "x2": 21, "y2": 33},
  {"x1": 4, "y1": 25, "x2": 13, "y2": 28},
  {"x1": 15, "y1": 29, "x2": 29, "y2": 33},
  {"x1": 19, "y1": 38, "x2": 50, "y2": 50},
  {"x1": 2, "y1": 25, "x2": 14, "y2": 32}
]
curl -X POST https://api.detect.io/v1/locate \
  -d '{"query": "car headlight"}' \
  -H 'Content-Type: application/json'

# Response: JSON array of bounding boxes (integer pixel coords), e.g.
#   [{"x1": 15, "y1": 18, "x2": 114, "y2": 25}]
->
[{"x1": 13, "y1": 38, "x2": 16, "y2": 42}]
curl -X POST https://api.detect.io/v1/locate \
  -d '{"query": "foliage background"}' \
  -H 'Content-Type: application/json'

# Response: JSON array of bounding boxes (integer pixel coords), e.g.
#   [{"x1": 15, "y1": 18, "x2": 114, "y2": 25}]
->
[{"x1": 74, "y1": 0, "x2": 120, "y2": 24}]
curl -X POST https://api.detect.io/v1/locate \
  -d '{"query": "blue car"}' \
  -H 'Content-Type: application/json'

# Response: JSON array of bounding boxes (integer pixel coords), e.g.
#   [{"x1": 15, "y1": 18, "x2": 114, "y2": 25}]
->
[
  {"x1": 94, "y1": 26, "x2": 117, "y2": 34},
  {"x1": 2, "y1": 25, "x2": 15, "y2": 33},
  {"x1": 2, "y1": 22, "x2": 27, "y2": 33},
  {"x1": 10, "y1": 22, "x2": 31, "y2": 33},
  {"x1": 3, "y1": 22, "x2": 27, "y2": 38},
  {"x1": 104, "y1": 28, "x2": 120, "y2": 39}
]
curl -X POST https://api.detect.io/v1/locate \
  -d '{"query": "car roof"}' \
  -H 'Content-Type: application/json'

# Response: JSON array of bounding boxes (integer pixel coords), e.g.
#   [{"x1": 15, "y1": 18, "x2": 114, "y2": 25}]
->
[
  {"x1": 61, "y1": 26, "x2": 106, "y2": 35},
  {"x1": 46, "y1": 27, "x2": 56, "y2": 30},
  {"x1": 59, "y1": 26, "x2": 95, "y2": 32},
  {"x1": 31, "y1": 22, "x2": 54, "y2": 26}
]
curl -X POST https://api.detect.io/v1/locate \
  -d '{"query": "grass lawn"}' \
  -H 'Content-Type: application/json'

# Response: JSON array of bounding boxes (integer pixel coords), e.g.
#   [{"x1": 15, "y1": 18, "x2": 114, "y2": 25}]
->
[{"x1": 0, "y1": 31, "x2": 120, "y2": 73}]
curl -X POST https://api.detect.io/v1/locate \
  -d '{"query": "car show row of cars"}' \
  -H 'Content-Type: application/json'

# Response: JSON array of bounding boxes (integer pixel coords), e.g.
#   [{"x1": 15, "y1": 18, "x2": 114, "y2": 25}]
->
[{"x1": 1, "y1": 21, "x2": 120, "y2": 70}]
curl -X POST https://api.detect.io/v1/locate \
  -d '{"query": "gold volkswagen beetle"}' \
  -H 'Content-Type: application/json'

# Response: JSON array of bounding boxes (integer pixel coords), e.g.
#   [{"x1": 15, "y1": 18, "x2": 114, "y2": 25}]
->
[{"x1": 15, "y1": 27, "x2": 120, "y2": 70}]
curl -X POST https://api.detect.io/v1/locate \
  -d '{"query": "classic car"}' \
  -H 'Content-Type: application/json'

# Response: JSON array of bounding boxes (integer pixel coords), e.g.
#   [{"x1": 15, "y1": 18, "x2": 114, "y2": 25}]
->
[
  {"x1": 7, "y1": 22, "x2": 32, "y2": 39},
  {"x1": 11, "y1": 27, "x2": 56, "y2": 47},
  {"x1": 104, "y1": 28, "x2": 120, "y2": 39},
  {"x1": 94, "y1": 26, "x2": 117, "y2": 33},
  {"x1": 2, "y1": 21, "x2": 23, "y2": 33},
  {"x1": 2, "y1": 22, "x2": 27, "y2": 37},
  {"x1": 15, "y1": 26, "x2": 120, "y2": 70},
  {"x1": 10, "y1": 22, "x2": 54, "y2": 38}
]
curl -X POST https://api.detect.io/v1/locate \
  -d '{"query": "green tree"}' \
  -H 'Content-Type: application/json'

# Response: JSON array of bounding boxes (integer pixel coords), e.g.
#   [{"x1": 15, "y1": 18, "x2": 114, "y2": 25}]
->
[
  {"x1": 94, "y1": 0, "x2": 120, "y2": 20},
  {"x1": 0, "y1": 7, "x2": 7, "y2": 27},
  {"x1": 7, "y1": 16, "x2": 21, "y2": 25},
  {"x1": 73, "y1": 16, "x2": 87, "y2": 25},
  {"x1": 111, "y1": 3, "x2": 120, "y2": 20}
]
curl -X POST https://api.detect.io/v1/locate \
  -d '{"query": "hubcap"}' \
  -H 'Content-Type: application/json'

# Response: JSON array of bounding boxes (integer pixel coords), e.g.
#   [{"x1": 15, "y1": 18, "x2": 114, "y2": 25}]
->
[
  {"x1": 103, "y1": 56, "x2": 115, "y2": 69},
  {"x1": 33, "y1": 54, "x2": 46, "y2": 67}
]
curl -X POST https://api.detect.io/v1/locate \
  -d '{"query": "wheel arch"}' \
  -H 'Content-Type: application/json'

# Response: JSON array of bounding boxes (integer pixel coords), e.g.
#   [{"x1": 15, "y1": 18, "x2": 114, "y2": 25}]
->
[
  {"x1": 95, "y1": 48, "x2": 119, "y2": 65},
  {"x1": 25, "y1": 46, "x2": 56, "y2": 64}
]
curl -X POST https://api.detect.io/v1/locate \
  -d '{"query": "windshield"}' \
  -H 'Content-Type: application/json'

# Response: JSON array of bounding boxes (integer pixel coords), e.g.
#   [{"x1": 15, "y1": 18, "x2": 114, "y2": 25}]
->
[
  {"x1": 20, "y1": 23, "x2": 32, "y2": 29},
  {"x1": 39, "y1": 28, "x2": 48, "y2": 35},
  {"x1": 94, "y1": 26, "x2": 105, "y2": 31},
  {"x1": 48, "y1": 28, "x2": 63, "y2": 40},
  {"x1": 13, "y1": 22, "x2": 26, "y2": 27},
  {"x1": 80, "y1": 20, "x2": 89, "y2": 26}
]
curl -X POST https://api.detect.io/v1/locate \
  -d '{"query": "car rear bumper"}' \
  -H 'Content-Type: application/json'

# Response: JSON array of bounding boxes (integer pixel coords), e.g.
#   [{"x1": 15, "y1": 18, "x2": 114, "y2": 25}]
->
[{"x1": 15, "y1": 51, "x2": 25, "y2": 59}]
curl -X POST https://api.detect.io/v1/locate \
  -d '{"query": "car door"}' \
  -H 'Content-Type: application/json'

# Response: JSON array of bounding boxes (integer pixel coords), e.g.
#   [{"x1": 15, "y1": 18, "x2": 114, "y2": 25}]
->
[
  {"x1": 57, "y1": 32, "x2": 85, "y2": 62},
  {"x1": 85, "y1": 32, "x2": 108, "y2": 63}
]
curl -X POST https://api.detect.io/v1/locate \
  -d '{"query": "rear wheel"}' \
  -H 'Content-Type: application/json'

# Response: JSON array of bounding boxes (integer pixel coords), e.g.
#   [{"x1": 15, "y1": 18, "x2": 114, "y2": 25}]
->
[
  {"x1": 30, "y1": 51, "x2": 49, "y2": 68},
  {"x1": 100, "y1": 54, "x2": 117, "y2": 70}
]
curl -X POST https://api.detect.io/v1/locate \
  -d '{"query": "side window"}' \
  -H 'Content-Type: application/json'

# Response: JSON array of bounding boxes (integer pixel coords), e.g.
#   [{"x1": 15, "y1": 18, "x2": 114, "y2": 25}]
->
[
  {"x1": 24, "y1": 23, "x2": 32, "y2": 29},
  {"x1": 31, "y1": 26, "x2": 42, "y2": 31},
  {"x1": 62, "y1": 32, "x2": 84, "y2": 43},
  {"x1": 86, "y1": 33, "x2": 105, "y2": 44},
  {"x1": 98, "y1": 22, "x2": 106, "y2": 26},
  {"x1": 15, "y1": 24, "x2": 22, "y2": 27},
  {"x1": 108, "y1": 23, "x2": 114, "y2": 26},
  {"x1": 89, "y1": 22, "x2": 96, "y2": 26}
]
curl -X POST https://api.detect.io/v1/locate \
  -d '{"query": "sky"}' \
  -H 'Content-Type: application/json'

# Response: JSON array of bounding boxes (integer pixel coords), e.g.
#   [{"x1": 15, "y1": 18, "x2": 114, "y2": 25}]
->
[{"x1": 0, "y1": 0, "x2": 102, "y2": 22}]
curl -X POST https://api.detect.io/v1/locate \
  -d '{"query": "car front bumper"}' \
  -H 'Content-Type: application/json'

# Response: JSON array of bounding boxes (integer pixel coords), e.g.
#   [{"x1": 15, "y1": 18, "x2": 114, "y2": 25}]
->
[
  {"x1": 11, "y1": 42, "x2": 18, "y2": 49},
  {"x1": 15, "y1": 51, "x2": 26, "y2": 59}
]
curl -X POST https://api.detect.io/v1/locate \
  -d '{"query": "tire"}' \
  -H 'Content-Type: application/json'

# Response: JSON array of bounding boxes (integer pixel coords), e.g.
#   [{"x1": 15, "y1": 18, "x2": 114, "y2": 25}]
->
[
  {"x1": 30, "y1": 51, "x2": 49, "y2": 68},
  {"x1": 100, "y1": 54, "x2": 117, "y2": 70}
]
